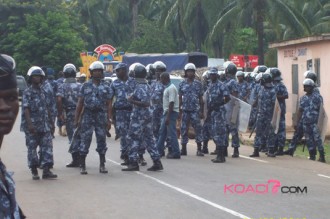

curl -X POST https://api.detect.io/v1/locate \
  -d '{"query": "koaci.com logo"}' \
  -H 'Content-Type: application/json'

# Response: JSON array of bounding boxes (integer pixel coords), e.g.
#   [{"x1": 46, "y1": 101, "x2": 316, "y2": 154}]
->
[{"x1": 224, "y1": 179, "x2": 307, "y2": 194}]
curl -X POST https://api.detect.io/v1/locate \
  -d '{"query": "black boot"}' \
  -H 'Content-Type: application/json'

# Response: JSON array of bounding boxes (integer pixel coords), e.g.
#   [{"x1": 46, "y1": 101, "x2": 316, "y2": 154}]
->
[
  {"x1": 309, "y1": 149, "x2": 316, "y2": 161},
  {"x1": 42, "y1": 166, "x2": 57, "y2": 179},
  {"x1": 260, "y1": 145, "x2": 267, "y2": 153},
  {"x1": 122, "y1": 161, "x2": 139, "y2": 171},
  {"x1": 232, "y1": 147, "x2": 239, "y2": 158},
  {"x1": 66, "y1": 152, "x2": 80, "y2": 168},
  {"x1": 99, "y1": 154, "x2": 108, "y2": 174},
  {"x1": 210, "y1": 149, "x2": 218, "y2": 155},
  {"x1": 224, "y1": 147, "x2": 228, "y2": 157},
  {"x1": 202, "y1": 140, "x2": 209, "y2": 154},
  {"x1": 138, "y1": 154, "x2": 147, "y2": 166},
  {"x1": 275, "y1": 147, "x2": 284, "y2": 156},
  {"x1": 318, "y1": 150, "x2": 326, "y2": 163},
  {"x1": 181, "y1": 144, "x2": 187, "y2": 156},
  {"x1": 80, "y1": 155, "x2": 88, "y2": 175},
  {"x1": 267, "y1": 148, "x2": 276, "y2": 157},
  {"x1": 31, "y1": 166, "x2": 40, "y2": 180},
  {"x1": 212, "y1": 147, "x2": 225, "y2": 163},
  {"x1": 250, "y1": 148, "x2": 260, "y2": 157},
  {"x1": 121, "y1": 154, "x2": 129, "y2": 166},
  {"x1": 283, "y1": 148, "x2": 294, "y2": 156},
  {"x1": 196, "y1": 142, "x2": 204, "y2": 157},
  {"x1": 147, "y1": 160, "x2": 163, "y2": 171}
]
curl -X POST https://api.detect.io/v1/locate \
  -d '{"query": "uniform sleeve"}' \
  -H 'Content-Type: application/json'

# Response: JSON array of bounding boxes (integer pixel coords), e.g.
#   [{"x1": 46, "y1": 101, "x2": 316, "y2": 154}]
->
[
  {"x1": 178, "y1": 81, "x2": 184, "y2": 95},
  {"x1": 222, "y1": 84, "x2": 230, "y2": 97},
  {"x1": 197, "y1": 81, "x2": 203, "y2": 96},
  {"x1": 22, "y1": 90, "x2": 30, "y2": 109},
  {"x1": 56, "y1": 84, "x2": 64, "y2": 97},
  {"x1": 78, "y1": 83, "x2": 86, "y2": 98}
]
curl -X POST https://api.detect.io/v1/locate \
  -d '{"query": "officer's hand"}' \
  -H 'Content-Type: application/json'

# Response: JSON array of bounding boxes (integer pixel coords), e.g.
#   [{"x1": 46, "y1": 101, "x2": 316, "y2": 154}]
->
[
  {"x1": 127, "y1": 95, "x2": 134, "y2": 103},
  {"x1": 28, "y1": 124, "x2": 36, "y2": 134}
]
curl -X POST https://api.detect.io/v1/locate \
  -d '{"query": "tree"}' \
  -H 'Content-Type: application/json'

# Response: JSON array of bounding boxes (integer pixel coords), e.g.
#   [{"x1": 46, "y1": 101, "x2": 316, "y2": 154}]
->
[{"x1": 7, "y1": 12, "x2": 85, "y2": 74}]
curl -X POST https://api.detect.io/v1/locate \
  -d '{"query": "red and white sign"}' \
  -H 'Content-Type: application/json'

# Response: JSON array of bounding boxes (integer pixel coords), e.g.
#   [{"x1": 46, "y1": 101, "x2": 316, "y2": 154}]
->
[
  {"x1": 94, "y1": 44, "x2": 116, "y2": 54},
  {"x1": 229, "y1": 54, "x2": 258, "y2": 69}
]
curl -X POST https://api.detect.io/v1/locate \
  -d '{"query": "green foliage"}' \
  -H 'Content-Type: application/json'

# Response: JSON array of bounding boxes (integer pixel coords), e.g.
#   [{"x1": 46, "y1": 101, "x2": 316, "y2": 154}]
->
[
  {"x1": 127, "y1": 16, "x2": 177, "y2": 53},
  {"x1": 7, "y1": 12, "x2": 85, "y2": 74}
]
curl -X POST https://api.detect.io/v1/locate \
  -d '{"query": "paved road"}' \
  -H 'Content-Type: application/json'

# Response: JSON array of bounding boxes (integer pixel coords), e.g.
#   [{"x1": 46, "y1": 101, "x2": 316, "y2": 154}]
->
[{"x1": 2, "y1": 113, "x2": 330, "y2": 219}]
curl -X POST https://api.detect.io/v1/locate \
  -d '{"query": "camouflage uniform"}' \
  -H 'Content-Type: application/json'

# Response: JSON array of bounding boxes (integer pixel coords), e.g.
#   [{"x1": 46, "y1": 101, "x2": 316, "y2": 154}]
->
[
  {"x1": 237, "y1": 80, "x2": 250, "y2": 102},
  {"x1": 21, "y1": 86, "x2": 54, "y2": 168},
  {"x1": 55, "y1": 77, "x2": 65, "y2": 128},
  {"x1": 178, "y1": 79, "x2": 203, "y2": 145},
  {"x1": 207, "y1": 81, "x2": 229, "y2": 149},
  {"x1": 109, "y1": 77, "x2": 136, "y2": 155},
  {"x1": 150, "y1": 80, "x2": 166, "y2": 140},
  {"x1": 41, "y1": 81, "x2": 57, "y2": 132},
  {"x1": 224, "y1": 78, "x2": 240, "y2": 148},
  {"x1": 79, "y1": 80, "x2": 110, "y2": 156},
  {"x1": 126, "y1": 82, "x2": 160, "y2": 162},
  {"x1": 202, "y1": 84, "x2": 212, "y2": 142},
  {"x1": 0, "y1": 161, "x2": 24, "y2": 219},
  {"x1": 249, "y1": 83, "x2": 261, "y2": 128},
  {"x1": 300, "y1": 90, "x2": 324, "y2": 152},
  {"x1": 56, "y1": 78, "x2": 82, "y2": 153},
  {"x1": 253, "y1": 85, "x2": 277, "y2": 150},
  {"x1": 273, "y1": 81, "x2": 288, "y2": 149}
]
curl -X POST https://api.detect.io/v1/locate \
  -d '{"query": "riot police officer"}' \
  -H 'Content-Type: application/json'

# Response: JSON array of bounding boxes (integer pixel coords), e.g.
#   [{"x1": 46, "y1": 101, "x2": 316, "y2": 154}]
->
[
  {"x1": 178, "y1": 63, "x2": 204, "y2": 156},
  {"x1": 56, "y1": 63, "x2": 82, "y2": 167},
  {"x1": 21, "y1": 66, "x2": 57, "y2": 179},
  {"x1": 75, "y1": 61, "x2": 111, "y2": 174}
]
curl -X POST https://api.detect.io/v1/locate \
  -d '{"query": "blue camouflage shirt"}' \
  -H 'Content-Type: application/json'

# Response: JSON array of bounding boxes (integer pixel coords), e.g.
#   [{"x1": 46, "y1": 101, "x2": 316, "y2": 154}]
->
[
  {"x1": 224, "y1": 78, "x2": 238, "y2": 95},
  {"x1": 131, "y1": 82, "x2": 152, "y2": 116},
  {"x1": 299, "y1": 89, "x2": 323, "y2": 124},
  {"x1": 179, "y1": 79, "x2": 203, "y2": 111},
  {"x1": 56, "y1": 78, "x2": 82, "y2": 110},
  {"x1": 257, "y1": 85, "x2": 277, "y2": 119},
  {"x1": 237, "y1": 81, "x2": 250, "y2": 102},
  {"x1": 150, "y1": 80, "x2": 165, "y2": 108},
  {"x1": 0, "y1": 161, "x2": 21, "y2": 219},
  {"x1": 109, "y1": 77, "x2": 136, "y2": 110},
  {"x1": 274, "y1": 81, "x2": 288, "y2": 114},
  {"x1": 21, "y1": 86, "x2": 51, "y2": 132},
  {"x1": 42, "y1": 81, "x2": 57, "y2": 118},
  {"x1": 79, "y1": 80, "x2": 111, "y2": 111},
  {"x1": 207, "y1": 81, "x2": 230, "y2": 111}
]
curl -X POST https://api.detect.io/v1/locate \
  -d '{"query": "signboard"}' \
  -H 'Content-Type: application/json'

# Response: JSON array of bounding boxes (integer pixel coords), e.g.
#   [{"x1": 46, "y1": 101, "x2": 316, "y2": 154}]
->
[
  {"x1": 229, "y1": 54, "x2": 258, "y2": 70},
  {"x1": 94, "y1": 44, "x2": 116, "y2": 62}
]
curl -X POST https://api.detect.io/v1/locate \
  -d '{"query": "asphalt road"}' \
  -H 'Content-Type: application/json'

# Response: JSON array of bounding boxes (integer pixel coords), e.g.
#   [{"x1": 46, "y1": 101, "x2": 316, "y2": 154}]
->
[{"x1": 1, "y1": 113, "x2": 330, "y2": 219}]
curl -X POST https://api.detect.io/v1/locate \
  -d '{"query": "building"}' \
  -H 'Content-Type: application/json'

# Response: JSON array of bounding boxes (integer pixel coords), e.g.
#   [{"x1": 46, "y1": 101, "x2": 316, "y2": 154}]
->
[{"x1": 269, "y1": 34, "x2": 330, "y2": 135}]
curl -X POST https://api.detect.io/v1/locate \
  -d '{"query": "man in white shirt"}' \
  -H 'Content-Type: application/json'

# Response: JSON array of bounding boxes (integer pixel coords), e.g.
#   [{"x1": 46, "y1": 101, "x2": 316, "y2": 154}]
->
[{"x1": 156, "y1": 72, "x2": 181, "y2": 159}]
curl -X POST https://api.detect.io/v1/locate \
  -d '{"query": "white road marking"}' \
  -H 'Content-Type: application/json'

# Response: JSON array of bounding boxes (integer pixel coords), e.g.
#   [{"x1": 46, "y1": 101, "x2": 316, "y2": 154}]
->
[
  {"x1": 240, "y1": 155, "x2": 269, "y2": 163},
  {"x1": 318, "y1": 174, "x2": 330, "y2": 179},
  {"x1": 107, "y1": 158, "x2": 251, "y2": 219}
]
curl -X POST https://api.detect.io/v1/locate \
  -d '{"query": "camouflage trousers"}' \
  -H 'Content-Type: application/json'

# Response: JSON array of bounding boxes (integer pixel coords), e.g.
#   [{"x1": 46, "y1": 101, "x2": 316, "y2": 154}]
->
[
  {"x1": 80, "y1": 110, "x2": 108, "y2": 156},
  {"x1": 225, "y1": 124, "x2": 240, "y2": 148},
  {"x1": 254, "y1": 115, "x2": 276, "y2": 149},
  {"x1": 25, "y1": 131, "x2": 54, "y2": 168},
  {"x1": 288, "y1": 121, "x2": 304, "y2": 150},
  {"x1": 202, "y1": 116, "x2": 212, "y2": 141},
  {"x1": 274, "y1": 113, "x2": 286, "y2": 148},
  {"x1": 180, "y1": 111, "x2": 203, "y2": 144},
  {"x1": 303, "y1": 122, "x2": 324, "y2": 152},
  {"x1": 127, "y1": 113, "x2": 160, "y2": 162},
  {"x1": 211, "y1": 110, "x2": 227, "y2": 148},
  {"x1": 249, "y1": 106, "x2": 258, "y2": 128},
  {"x1": 115, "y1": 109, "x2": 132, "y2": 154},
  {"x1": 152, "y1": 106, "x2": 163, "y2": 140},
  {"x1": 65, "y1": 110, "x2": 81, "y2": 154}
]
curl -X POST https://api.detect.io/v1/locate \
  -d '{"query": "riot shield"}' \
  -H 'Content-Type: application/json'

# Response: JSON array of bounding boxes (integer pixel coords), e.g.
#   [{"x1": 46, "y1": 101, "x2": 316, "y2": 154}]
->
[
  {"x1": 271, "y1": 99, "x2": 281, "y2": 134},
  {"x1": 286, "y1": 93, "x2": 298, "y2": 114},
  {"x1": 225, "y1": 95, "x2": 252, "y2": 133},
  {"x1": 317, "y1": 103, "x2": 328, "y2": 143}
]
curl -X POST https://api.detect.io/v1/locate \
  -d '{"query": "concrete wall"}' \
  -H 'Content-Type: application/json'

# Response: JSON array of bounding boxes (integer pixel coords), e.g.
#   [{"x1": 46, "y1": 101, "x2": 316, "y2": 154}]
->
[{"x1": 276, "y1": 40, "x2": 330, "y2": 133}]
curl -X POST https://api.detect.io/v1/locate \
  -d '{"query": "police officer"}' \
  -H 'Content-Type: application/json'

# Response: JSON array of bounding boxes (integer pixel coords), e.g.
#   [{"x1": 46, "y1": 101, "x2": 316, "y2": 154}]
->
[
  {"x1": 75, "y1": 61, "x2": 111, "y2": 174},
  {"x1": 201, "y1": 70, "x2": 212, "y2": 154},
  {"x1": 56, "y1": 63, "x2": 82, "y2": 167},
  {"x1": 79, "y1": 73, "x2": 87, "y2": 84},
  {"x1": 178, "y1": 63, "x2": 204, "y2": 156},
  {"x1": 267, "y1": 68, "x2": 288, "y2": 155},
  {"x1": 296, "y1": 79, "x2": 325, "y2": 162},
  {"x1": 122, "y1": 64, "x2": 163, "y2": 171},
  {"x1": 21, "y1": 66, "x2": 57, "y2": 179},
  {"x1": 0, "y1": 54, "x2": 26, "y2": 218},
  {"x1": 236, "y1": 71, "x2": 250, "y2": 102},
  {"x1": 224, "y1": 63, "x2": 241, "y2": 158},
  {"x1": 206, "y1": 67, "x2": 230, "y2": 163},
  {"x1": 284, "y1": 71, "x2": 319, "y2": 156},
  {"x1": 150, "y1": 61, "x2": 167, "y2": 141},
  {"x1": 109, "y1": 63, "x2": 136, "y2": 165},
  {"x1": 250, "y1": 73, "x2": 277, "y2": 157}
]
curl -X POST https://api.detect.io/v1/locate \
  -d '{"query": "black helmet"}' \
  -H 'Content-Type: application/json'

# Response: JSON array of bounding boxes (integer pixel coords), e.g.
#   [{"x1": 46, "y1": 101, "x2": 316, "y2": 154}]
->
[
  {"x1": 305, "y1": 72, "x2": 317, "y2": 83},
  {"x1": 225, "y1": 63, "x2": 237, "y2": 75},
  {"x1": 114, "y1": 63, "x2": 127, "y2": 72},
  {"x1": 267, "y1": 68, "x2": 282, "y2": 81},
  {"x1": 254, "y1": 65, "x2": 268, "y2": 73},
  {"x1": 134, "y1": 64, "x2": 147, "y2": 79},
  {"x1": 0, "y1": 54, "x2": 17, "y2": 90},
  {"x1": 261, "y1": 73, "x2": 272, "y2": 87}
]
